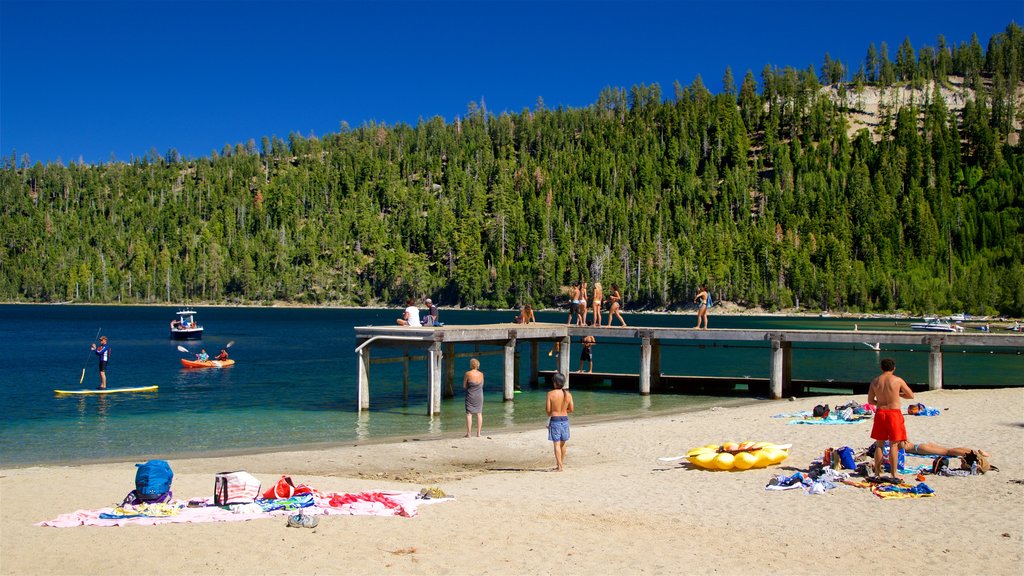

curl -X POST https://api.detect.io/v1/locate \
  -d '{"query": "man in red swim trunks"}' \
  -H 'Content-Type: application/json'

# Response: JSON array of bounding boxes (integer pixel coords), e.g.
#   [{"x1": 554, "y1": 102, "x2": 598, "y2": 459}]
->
[{"x1": 867, "y1": 358, "x2": 915, "y2": 481}]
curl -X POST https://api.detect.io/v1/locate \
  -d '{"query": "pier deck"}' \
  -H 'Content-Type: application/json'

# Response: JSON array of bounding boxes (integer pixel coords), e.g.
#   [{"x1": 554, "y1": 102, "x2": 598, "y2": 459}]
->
[{"x1": 354, "y1": 323, "x2": 1023, "y2": 414}]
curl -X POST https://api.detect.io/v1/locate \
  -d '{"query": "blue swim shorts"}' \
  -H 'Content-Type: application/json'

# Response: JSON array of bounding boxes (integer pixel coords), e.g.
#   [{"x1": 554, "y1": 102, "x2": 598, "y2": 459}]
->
[{"x1": 548, "y1": 416, "x2": 570, "y2": 442}]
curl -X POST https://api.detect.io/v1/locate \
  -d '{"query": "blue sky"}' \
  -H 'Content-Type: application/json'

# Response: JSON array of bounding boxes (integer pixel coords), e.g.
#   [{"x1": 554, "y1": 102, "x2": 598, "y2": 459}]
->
[{"x1": 1, "y1": 0, "x2": 1020, "y2": 165}]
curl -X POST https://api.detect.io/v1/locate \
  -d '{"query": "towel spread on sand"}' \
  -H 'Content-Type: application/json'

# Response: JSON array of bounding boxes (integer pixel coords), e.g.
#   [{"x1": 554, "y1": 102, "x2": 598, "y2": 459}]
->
[
  {"x1": 787, "y1": 415, "x2": 871, "y2": 425},
  {"x1": 37, "y1": 491, "x2": 450, "y2": 528},
  {"x1": 842, "y1": 480, "x2": 936, "y2": 499}
]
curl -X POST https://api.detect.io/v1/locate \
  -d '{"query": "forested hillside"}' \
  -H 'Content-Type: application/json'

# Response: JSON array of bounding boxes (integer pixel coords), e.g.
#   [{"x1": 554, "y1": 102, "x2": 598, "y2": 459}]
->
[{"x1": 2, "y1": 24, "x2": 1023, "y2": 315}]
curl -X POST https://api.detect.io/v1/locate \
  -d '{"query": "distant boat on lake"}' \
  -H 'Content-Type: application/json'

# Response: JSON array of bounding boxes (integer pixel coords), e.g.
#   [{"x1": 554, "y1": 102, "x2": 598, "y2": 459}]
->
[
  {"x1": 169, "y1": 309, "x2": 204, "y2": 340},
  {"x1": 911, "y1": 318, "x2": 964, "y2": 333}
]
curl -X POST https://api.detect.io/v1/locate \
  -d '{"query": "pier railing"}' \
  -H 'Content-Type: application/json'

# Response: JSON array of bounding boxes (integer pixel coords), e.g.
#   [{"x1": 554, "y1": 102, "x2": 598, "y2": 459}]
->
[{"x1": 354, "y1": 323, "x2": 1023, "y2": 414}]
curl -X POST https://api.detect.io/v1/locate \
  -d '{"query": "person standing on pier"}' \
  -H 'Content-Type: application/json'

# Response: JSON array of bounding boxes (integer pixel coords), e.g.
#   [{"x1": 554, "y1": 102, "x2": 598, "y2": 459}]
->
[
  {"x1": 546, "y1": 372, "x2": 574, "y2": 471},
  {"x1": 607, "y1": 285, "x2": 626, "y2": 326},
  {"x1": 578, "y1": 281, "x2": 589, "y2": 326},
  {"x1": 567, "y1": 284, "x2": 580, "y2": 325},
  {"x1": 695, "y1": 286, "x2": 711, "y2": 330},
  {"x1": 591, "y1": 282, "x2": 604, "y2": 327},
  {"x1": 463, "y1": 358, "x2": 485, "y2": 438}
]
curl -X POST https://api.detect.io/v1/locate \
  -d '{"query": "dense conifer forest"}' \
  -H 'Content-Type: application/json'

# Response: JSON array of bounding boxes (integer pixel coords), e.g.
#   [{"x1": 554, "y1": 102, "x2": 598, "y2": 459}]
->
[{"x1": 2, "y1": 24, "x2": 1023, "y2": 315}]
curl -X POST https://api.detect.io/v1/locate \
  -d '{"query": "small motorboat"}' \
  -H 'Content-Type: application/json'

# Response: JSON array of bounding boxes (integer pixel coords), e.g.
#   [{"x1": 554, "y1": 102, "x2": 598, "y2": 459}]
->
[
  {"x1": 170, "y1": 310, "x2": 204, "y2": 340},
  {"x1": 911, "y1": 318, "x2": 964, "y2": 333},
  {"x1": 180, "y1": 358, "x2": 235, "y2": 369}
]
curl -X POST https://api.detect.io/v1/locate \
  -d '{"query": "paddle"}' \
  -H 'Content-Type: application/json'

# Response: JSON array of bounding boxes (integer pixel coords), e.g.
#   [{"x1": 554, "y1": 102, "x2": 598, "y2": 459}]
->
[
  {"x1": 177, "y1": 345, "x2": 190, "y2": 354},
  {"x1": 226, "y1": 340, "x2": 235, "y2": 348},
  {"x1": 79, "y1": 327, "x2": 102, "y2": 384}
]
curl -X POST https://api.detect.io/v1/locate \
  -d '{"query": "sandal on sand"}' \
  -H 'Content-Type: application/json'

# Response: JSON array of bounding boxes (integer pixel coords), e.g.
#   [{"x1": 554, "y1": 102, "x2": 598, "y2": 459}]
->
[{"x1": 286, "y1": 513, "x2": 319, "y2": 528}]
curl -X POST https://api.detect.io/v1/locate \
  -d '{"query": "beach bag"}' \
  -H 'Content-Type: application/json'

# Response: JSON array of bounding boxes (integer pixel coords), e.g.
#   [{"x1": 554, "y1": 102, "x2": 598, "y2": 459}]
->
[
  {"x1": 261, "y1": 475, "x2": 313, "y2": 500},
  {"x1": 960, "y1": 450, "x2": 991, "y2": 474},
  {"x1": 214, "y1": 471, "x2": 262, "y2": 505},
  {"x1": 812, "y1": 404, "x2": 830, "y2": 418},
  {"x1": 124, "y1": 460, "x2": 173, "y2": 504}
]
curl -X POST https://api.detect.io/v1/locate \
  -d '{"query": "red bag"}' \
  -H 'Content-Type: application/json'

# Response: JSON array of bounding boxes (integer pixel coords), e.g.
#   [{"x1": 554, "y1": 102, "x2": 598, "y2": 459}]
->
[{"x1": 262, "y1": 475, "x2": 312, "y2": 500}]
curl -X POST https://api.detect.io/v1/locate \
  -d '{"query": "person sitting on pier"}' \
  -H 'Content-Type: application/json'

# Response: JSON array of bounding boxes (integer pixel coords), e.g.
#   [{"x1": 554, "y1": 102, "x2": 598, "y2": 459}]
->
[
  {"x1": 396, "y1": 298, "x2": 421, "y2": 327},
  {"x1": 422, "y1": 298, "x2": 439, "y2": 326},
  {"x1": 515, "y1": 303, "x2": 536, "y2": 324}
]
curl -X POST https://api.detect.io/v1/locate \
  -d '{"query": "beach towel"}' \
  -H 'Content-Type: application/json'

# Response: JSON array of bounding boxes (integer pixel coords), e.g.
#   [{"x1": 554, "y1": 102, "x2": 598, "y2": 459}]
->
[
  {"x1": 841, "y1": 480, "x2": 936, "y2": 499},
  {"x1": 870, "y1": 482, "x2": 935, "y2": 499},
  {"x1": 37, "y1": 490, "x2": 449, "y2": 528},
  {"x1": 787, "y1": 415, "x2": 871, "y2": 425}
]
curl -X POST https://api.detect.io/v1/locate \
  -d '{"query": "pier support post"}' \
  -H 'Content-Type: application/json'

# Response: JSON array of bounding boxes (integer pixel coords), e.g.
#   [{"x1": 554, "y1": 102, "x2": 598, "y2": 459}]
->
[
  {"x1": 504, "y1": 333, "x2": 517, "y2": 401},
  {"x1": 529, "y1": 341, "x2": 539, "y2": 387},
  {"x1": 783, "y1": 341, "x2": 792, "y2": 396},
  {"x1": 357, "y1": 345, "x2": 370, "y2": 411},
  {"x1": 769, "y1": 336, "x2": 792, "y2": 399},
  {"x1": 928, "y1": 341, "x2": 943, "y2": 390},
  {"x1": 639, "y1": 334, "x2": 652, "y2": 396},
  {"x1": 559, "y1": 335, "x2": 571, "y2": 388},
  {"x1": 402, "y1": 353, "x2": 410, "y2": 401},
  {"x1": 651, "y1": 338, "x2": 662, "y2": 391},
  {"x1": 444, "y1": 343, "x2": 455, "y2": 398},
  {"x1": 428, "y1": 342, "x2": 443, "y2": 415}
]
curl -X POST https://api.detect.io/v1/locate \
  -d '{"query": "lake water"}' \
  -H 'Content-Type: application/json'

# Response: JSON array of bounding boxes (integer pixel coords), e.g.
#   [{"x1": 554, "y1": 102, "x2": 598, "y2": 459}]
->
[{"x1": 2, "y1": 304, "x2": 1020, "y2": 467}]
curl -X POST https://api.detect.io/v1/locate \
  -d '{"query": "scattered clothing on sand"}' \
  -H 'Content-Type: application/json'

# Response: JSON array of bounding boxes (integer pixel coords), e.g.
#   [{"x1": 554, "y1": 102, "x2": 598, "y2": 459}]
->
[{"x1": 907, "y1": 402, "x2": 942, "y2": 416}]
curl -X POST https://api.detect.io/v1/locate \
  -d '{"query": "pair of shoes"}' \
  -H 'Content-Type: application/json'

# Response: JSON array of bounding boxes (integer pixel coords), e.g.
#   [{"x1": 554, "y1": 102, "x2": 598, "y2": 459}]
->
[{"x1": 286, "y1": 513, "x2": 318, "y2": 528}]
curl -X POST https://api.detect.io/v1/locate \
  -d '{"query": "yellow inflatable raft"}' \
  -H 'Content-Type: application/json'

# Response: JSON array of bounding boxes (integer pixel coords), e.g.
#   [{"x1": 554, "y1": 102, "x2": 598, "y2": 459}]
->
[{"x1": 687, "y1": 441, "x2": 791, "y2": 470}]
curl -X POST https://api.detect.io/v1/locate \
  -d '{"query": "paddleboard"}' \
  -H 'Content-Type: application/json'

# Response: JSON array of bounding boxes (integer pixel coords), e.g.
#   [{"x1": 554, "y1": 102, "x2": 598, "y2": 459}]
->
[{"x1": 55, "y1": 386, "x2": 159, "y2": 395}]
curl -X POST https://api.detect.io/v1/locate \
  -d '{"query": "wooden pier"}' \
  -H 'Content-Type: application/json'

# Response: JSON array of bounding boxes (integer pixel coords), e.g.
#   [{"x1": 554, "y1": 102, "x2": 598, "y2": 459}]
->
[{"x1": 354, "y1": 323, "x2": 1023, "y2": 414}]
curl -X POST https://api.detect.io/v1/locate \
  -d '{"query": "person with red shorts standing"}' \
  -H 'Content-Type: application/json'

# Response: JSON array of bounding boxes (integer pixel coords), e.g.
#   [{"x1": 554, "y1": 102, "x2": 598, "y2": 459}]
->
[{"x1": 867, "y1": 358, "x2": 915, "y2": 481}]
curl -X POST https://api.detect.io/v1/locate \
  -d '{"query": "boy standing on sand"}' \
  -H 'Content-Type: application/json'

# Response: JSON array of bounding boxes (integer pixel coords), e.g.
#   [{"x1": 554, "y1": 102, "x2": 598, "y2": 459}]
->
[
  {"x1": 867, "y1": 358, "x2": 915, "y2": 481},
  {"x1": 546, "y1": 372, "x2": 574, "y2": 472}
]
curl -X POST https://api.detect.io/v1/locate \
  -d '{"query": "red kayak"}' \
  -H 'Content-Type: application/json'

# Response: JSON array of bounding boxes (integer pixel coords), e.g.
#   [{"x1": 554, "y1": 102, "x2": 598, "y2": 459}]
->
[{"x1": 180, "y1": 358, "x2": 235, "y2": 369}]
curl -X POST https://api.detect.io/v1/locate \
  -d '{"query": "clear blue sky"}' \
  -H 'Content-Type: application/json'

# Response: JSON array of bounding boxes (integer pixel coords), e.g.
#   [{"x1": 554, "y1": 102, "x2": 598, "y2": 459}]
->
[{"x1": 2, "y1": 0, "x2": 1020, "y2": 165}]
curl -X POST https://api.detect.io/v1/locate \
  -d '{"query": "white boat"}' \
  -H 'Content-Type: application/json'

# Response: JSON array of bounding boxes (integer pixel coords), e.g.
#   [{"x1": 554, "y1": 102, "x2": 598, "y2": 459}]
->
[
  {"x1": 170, "y1": 309, "x2": 204, "y2": 340},
  {"x1": 945, "y1": 313, "x2": 967, "y2": 322},
  {"x1": 911, "y1": 318, "x2": 964, "y2": 333}
]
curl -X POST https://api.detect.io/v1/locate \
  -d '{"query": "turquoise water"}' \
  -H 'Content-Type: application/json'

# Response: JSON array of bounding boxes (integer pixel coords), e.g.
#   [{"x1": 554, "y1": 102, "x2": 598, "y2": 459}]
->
[{"x1": 1, "y1": 304, "x2": 1020, "y2": 466}]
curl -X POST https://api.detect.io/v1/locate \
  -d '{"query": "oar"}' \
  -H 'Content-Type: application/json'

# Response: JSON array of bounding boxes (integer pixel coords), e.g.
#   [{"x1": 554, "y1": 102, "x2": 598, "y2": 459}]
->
[
  {"x1": 177, "y1": 345, "x2": 190, "y2": 354},
  {"x1": 226, "y1": 340, "x2": 235, "y2": 349},
  {"x1": 79, "y1": 327, "x2": 102, "y2": 384}
]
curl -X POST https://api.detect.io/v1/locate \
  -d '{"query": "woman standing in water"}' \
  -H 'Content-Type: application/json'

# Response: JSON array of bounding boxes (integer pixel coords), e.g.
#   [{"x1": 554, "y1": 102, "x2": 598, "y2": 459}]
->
[{"x1": 463, "y1": 358, "x2": 484, "y2": 437}]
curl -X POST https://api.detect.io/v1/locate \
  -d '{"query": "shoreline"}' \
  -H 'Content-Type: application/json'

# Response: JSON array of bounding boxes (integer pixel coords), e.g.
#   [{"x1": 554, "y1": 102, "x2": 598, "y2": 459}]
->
[
  {"x1": 7, "y1": 300, "x2": 1015, "y2": 322},
  {"x1": 3, "y1": 387, "x2": 1021, "y2": 575},
  {"x1": 2, "y1": 395, "x2": 762, "y2": 470}
]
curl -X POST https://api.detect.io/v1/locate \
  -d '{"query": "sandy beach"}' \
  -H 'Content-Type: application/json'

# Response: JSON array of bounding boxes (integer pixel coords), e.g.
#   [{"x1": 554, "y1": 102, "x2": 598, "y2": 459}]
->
[{"x1": 2, "y1": 387, "x2": 1022, "y2": 575}]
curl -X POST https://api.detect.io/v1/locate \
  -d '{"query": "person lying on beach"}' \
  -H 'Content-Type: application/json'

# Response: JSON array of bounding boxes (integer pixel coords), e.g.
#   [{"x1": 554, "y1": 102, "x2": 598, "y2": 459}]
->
[{"x1": 906, "y1": 442, "x2": 990, "y2": 458}]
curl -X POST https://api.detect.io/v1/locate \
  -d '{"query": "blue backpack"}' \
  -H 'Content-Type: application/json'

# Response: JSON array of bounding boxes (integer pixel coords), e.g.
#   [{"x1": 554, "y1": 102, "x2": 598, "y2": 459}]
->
[{"x1": 123, "y1": 460, "x2": 173, "y2": 505}]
